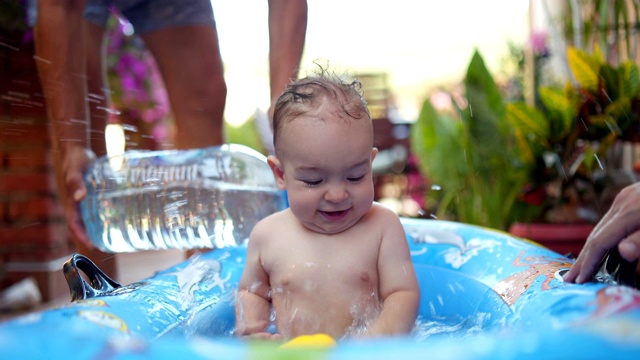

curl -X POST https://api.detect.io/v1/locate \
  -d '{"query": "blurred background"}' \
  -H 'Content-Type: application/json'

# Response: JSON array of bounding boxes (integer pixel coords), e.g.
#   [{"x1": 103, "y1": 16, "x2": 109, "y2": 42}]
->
[
  {"x1": 1, "y1": 0, "x2": 640, "y2": 312},
  {"x1": 214, "y1": 0, "x2": 530, "y2": 125}
]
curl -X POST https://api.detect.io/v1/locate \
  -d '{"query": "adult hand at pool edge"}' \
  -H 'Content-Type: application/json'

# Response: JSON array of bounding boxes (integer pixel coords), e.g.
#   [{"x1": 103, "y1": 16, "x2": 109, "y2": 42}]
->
[{"x1": 564, "y1": 182, "x2": 640, "y2": 284}]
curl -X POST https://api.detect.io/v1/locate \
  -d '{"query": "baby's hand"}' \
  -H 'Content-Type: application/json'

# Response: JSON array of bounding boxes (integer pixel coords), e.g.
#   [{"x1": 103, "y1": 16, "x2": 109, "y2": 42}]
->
[
  {"x1": 235, "y1": 320, "x2": 282, "y2": 341},
  {"x1": 245, "y1": 332, "x2": 284, "y2": 341}
]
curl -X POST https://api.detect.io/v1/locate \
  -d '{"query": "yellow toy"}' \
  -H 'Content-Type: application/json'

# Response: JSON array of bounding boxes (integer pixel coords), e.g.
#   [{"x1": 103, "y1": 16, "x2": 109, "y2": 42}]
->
[{"x1": 279, "y1": 333, "x2": 336, "y2": 349}]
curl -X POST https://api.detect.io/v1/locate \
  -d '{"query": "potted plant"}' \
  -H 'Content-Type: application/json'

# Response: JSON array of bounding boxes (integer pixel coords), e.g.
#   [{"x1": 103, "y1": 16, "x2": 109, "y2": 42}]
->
[
  {"x1": 410, "y1": 50, "x2": 532, "y2": 231},
  {"x1": 505, "y1": 46, "x2": 640, "y2": 254},
  {"x1": 410, "y1": 46, "x2": 639, "y2": 255}
]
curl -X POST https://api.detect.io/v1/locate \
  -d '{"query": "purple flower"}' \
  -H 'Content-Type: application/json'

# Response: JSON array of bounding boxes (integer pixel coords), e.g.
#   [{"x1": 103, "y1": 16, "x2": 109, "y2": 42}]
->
[
  {"x1": 141, "y1": 108, "x2": 162, "y2": 123},
  {"x1": 130, "y1": 56, "x2": 148, "y2": 79},
  {"x1": 103, "y1": 8, "x2": 173, "y2": 141},
  {"x1": 152, "y1": 123, "x2": 169, "y2": 142},
  {"x1": 529, "y1": 31, "x2": 549, "y2": 56}
]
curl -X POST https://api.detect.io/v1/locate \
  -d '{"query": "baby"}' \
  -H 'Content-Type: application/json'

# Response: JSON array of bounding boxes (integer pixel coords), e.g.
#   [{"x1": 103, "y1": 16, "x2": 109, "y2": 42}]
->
[{"x1": 235, "y1": 70, "x2": 420, "y2": 341}]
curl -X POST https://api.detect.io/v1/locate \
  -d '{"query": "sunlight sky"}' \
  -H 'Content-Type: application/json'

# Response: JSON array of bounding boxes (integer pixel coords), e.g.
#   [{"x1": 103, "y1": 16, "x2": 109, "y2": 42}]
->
[{"x1": 211, "y1": 0, "x2": 530, "y2": 125}]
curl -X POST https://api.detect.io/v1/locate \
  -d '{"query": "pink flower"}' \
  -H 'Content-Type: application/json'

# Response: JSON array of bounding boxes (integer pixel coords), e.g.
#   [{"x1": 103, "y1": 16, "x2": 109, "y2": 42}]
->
[
  {"x1": 152, "y1": 123, "x2": 168, "y2": 142},
  {"x1": 529, "y1": 31, "x2": 548, "y2": 56},
  {"x1": 104, "y1": 8, "x2": 173, "y2": 146}
]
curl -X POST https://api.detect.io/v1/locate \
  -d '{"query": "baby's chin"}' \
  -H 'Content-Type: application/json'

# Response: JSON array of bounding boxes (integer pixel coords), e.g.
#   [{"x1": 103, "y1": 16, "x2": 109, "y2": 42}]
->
[{"x1": 302, "y1": 213, "x2": 362, "y2": 235}]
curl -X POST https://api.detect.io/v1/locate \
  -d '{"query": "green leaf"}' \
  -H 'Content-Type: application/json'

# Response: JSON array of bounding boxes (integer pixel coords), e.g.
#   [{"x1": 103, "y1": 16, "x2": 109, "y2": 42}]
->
[
  {"x1": 632, "y1": 1, "x2": 640, "y2": 61},
  {"x1": 505, "y1": 102, "x2": 549, "y2": 139},
  {"x1": 224, "y1": 116, "x2": 267, "y2": 155},
  {"x1": 511, "y1": 127, "x2": 535, "y2": 165},
  {"x1": 600, "y1": 63, "x2": 620, "y2": 100},
  {"x1": 597, "y1": 0, "x2": 610, "y2": 59},
  {"x1": 505, "y1": 102, "x2": 550, "y2": 166},
  {"x1": 410, "y1": 99, "x2": 467, "y2": 184},
  {"x1": 538, "y1": 86, "x2": 575, "y2": 138},
  {"x1": 620, "y1": 61, "x2": 640, "y2": 98},
  {"x1": 588, "y1": 113, "x2": 614, "y2": 127},
  {"x1": 595, "y1": 132, "x2": 620, "y2": 159},
  {"x1": 583, "y1": 144, "x2": 595, "y2": 173},
  {"x1": 617, "y1": 0, "x2": 632, "y2": 58},
  {"x1": 466, "y1": 50, "x2": 504, "y2": 118},
  {"x1": 464, "y1": 50, "x2": 508, "y2": 169},
  {"x1": 567, "y1": 47, "x2": 600, "y2": 91},
  {"x1": 604, "y1": 97, "x2": 631, "y2": 122}
]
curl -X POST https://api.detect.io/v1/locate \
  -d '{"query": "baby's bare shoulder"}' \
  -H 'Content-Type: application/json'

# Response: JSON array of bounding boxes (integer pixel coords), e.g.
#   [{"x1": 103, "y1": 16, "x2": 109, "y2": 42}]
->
[
  {"x1": 362, "y1": 203, "x2": 406, "y2": 239},
  {"x1": 251, "y1": 209, "x2": 294, "y2": 238},
  {"x1": 367, "y1": 202, "x2": 402, "y2": 224}
]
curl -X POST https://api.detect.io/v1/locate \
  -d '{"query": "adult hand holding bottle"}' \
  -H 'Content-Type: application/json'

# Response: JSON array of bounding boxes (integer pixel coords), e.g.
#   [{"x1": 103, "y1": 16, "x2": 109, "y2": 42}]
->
[{"x1": 59, "y1": 144, "x2": 97, "y2": 248}]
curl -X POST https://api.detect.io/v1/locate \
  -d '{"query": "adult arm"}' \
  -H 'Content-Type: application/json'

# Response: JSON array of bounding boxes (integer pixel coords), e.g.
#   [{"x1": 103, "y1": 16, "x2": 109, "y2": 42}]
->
[
  {"x1": 564, "y1": 182, "x2": 640, "y2": 284},
  {"x1": 34, "y1": 0, "x2": 95, "y2": 246}
]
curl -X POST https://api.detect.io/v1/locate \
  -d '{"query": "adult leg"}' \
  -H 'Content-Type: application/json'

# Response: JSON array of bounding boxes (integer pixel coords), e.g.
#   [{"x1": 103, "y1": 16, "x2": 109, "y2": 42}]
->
[
  {"x1": 34, "y1": 0, "x2": 117, "y2": 277},
  {"x1": 35, "y1": 0, "x2": 89, "y2": 148},
  {"x1": 260, "y1": 0, "x2": 307, "y2": 153},
  {"x1": 268, "y1": 0, "x2": 308, "y2": 104},
  {"x1": 84, "y1": 20, "x2": 109, "y2": 158},
  {"x1": 141, "y1": 25, "x2": 226, "y2": 149}
]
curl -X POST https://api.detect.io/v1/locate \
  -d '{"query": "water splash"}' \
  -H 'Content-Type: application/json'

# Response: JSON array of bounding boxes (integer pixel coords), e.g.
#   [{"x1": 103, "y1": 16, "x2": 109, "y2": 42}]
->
[
  {"x1": 411, "y1": 312, "x2": 493, "y2": 341},
  {"x1": 343, "y1": 298, "x2": 383, "y2": 338},
  {"x1": 580, "y1": 117, "x2": 588, "y2": 131},
  {"x1": 169, "y1": 254, "x2": 235, "y2": 338},
  {"x1": 594, "y1": 153, "x2": 604, "y2": 170}
]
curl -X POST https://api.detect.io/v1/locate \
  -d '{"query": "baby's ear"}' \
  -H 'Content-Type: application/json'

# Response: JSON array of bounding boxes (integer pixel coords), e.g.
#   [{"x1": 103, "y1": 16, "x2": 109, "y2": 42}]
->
[
  {"x1": 267, "y1": 155, "x2": 287, "y2": 190},
  {"x1": 371, "y1": 147, "x2": 378, "y2": 162}
]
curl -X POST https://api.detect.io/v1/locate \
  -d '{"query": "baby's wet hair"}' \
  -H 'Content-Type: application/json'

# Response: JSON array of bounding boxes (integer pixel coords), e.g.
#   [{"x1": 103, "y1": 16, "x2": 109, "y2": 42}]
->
[{"x1": 272, "y1": 66, "x2": 371, "y2": 149}]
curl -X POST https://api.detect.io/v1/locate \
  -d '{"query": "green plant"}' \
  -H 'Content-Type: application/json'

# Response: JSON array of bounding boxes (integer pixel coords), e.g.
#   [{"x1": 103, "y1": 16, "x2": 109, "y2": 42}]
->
[
  {"x1": 506, "y1": 46, "x2": 640, "y2": 223},
  {"x1": 411, "y1": 46, "x2": 640, "y2": 230},
  {"x1": 410, "y1": 50, "x2": 531, "y2": 230},
  {"x1": 224, "y1": 114, "x2": 268, "y2": 156},
  {"x1": 562, "y1": 0, "x2": 640, "y2": 64}
]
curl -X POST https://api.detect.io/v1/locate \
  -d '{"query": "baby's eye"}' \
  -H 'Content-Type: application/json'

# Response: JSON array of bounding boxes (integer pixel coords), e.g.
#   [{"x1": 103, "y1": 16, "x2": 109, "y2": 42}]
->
[
  {"x1": 347, "y1": 175, "x2": 365, "y2": 182},
  {"x1": 301, "y1": 179, "x2": 322, "y2": 186}
]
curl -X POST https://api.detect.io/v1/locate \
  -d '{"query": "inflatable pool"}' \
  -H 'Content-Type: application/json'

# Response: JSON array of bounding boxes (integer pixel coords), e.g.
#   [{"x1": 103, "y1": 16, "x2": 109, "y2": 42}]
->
[{"x1": 1, "y1": 218, "x2": 639, "y2": 359}]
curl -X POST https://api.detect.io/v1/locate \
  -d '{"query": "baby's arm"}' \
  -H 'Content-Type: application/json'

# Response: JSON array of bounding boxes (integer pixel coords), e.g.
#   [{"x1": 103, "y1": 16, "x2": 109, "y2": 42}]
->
[
  {"x1": 235, "y1": 226, "x2": 277, "y2": 339},
  {"x1": 367, "y1": 210, "x2": 420, "y2": 336}
]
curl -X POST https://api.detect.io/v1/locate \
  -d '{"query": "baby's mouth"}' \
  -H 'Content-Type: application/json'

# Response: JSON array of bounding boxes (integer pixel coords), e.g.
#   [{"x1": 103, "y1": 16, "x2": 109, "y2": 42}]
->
[{"x1": 319, "y1": 209, "x2": 350, "y2": 220}]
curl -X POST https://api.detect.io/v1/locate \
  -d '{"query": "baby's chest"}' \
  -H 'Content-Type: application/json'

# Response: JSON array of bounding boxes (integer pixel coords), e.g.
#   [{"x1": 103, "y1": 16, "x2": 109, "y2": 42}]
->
[{"x1": 269, "y1": 251, "x2": 379, "y2": 293}]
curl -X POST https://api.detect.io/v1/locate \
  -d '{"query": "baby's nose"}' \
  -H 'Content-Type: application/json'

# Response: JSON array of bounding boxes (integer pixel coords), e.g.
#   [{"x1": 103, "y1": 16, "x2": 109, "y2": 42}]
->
[{"x1": 324, "y1": 184, "x2": 348, "y2": 203}]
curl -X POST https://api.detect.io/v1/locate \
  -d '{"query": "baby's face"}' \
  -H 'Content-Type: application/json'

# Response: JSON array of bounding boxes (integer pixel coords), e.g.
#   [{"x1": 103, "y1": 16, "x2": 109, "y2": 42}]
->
[{"x1": 275, "y1": 114, "x2": 377, "y2": 234}]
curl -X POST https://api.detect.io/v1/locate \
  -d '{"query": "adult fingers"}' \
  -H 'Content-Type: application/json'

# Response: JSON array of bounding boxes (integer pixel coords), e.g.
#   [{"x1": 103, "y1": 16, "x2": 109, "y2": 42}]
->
[
  {"x1": 563, "y1": 244, "x2": 600, "y2": 283},
  {"x1": 65, "y1": 169, "x2": 87, "y2": 202},
  {"x1": 619, "y1": 231, "x2": 640, "y2": 262},
  {"x1": 565, "y1": 213, "x2": 640, "y2": 283},
  {"x1": 563, "y1": 217, "x2": 617, "y2": 283},
  {"x1": 67, "y1": 206, "x2": 93, "y2": 248},
  {"x1": 564, "y1": 238, "x2": 610, "y2": 284}
]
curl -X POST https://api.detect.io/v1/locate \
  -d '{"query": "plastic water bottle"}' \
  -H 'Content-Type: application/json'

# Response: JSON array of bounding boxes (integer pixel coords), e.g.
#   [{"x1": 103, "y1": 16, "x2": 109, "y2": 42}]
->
[{"x1": 80, "y1": 144, "x2": 287, "y2": 253}]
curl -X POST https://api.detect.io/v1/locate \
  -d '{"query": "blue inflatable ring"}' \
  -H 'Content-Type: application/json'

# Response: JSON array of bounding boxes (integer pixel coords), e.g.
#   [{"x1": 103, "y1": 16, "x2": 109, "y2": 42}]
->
[{"x1": 1, "y1": 218, "x2": 639, "y2": 359}]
